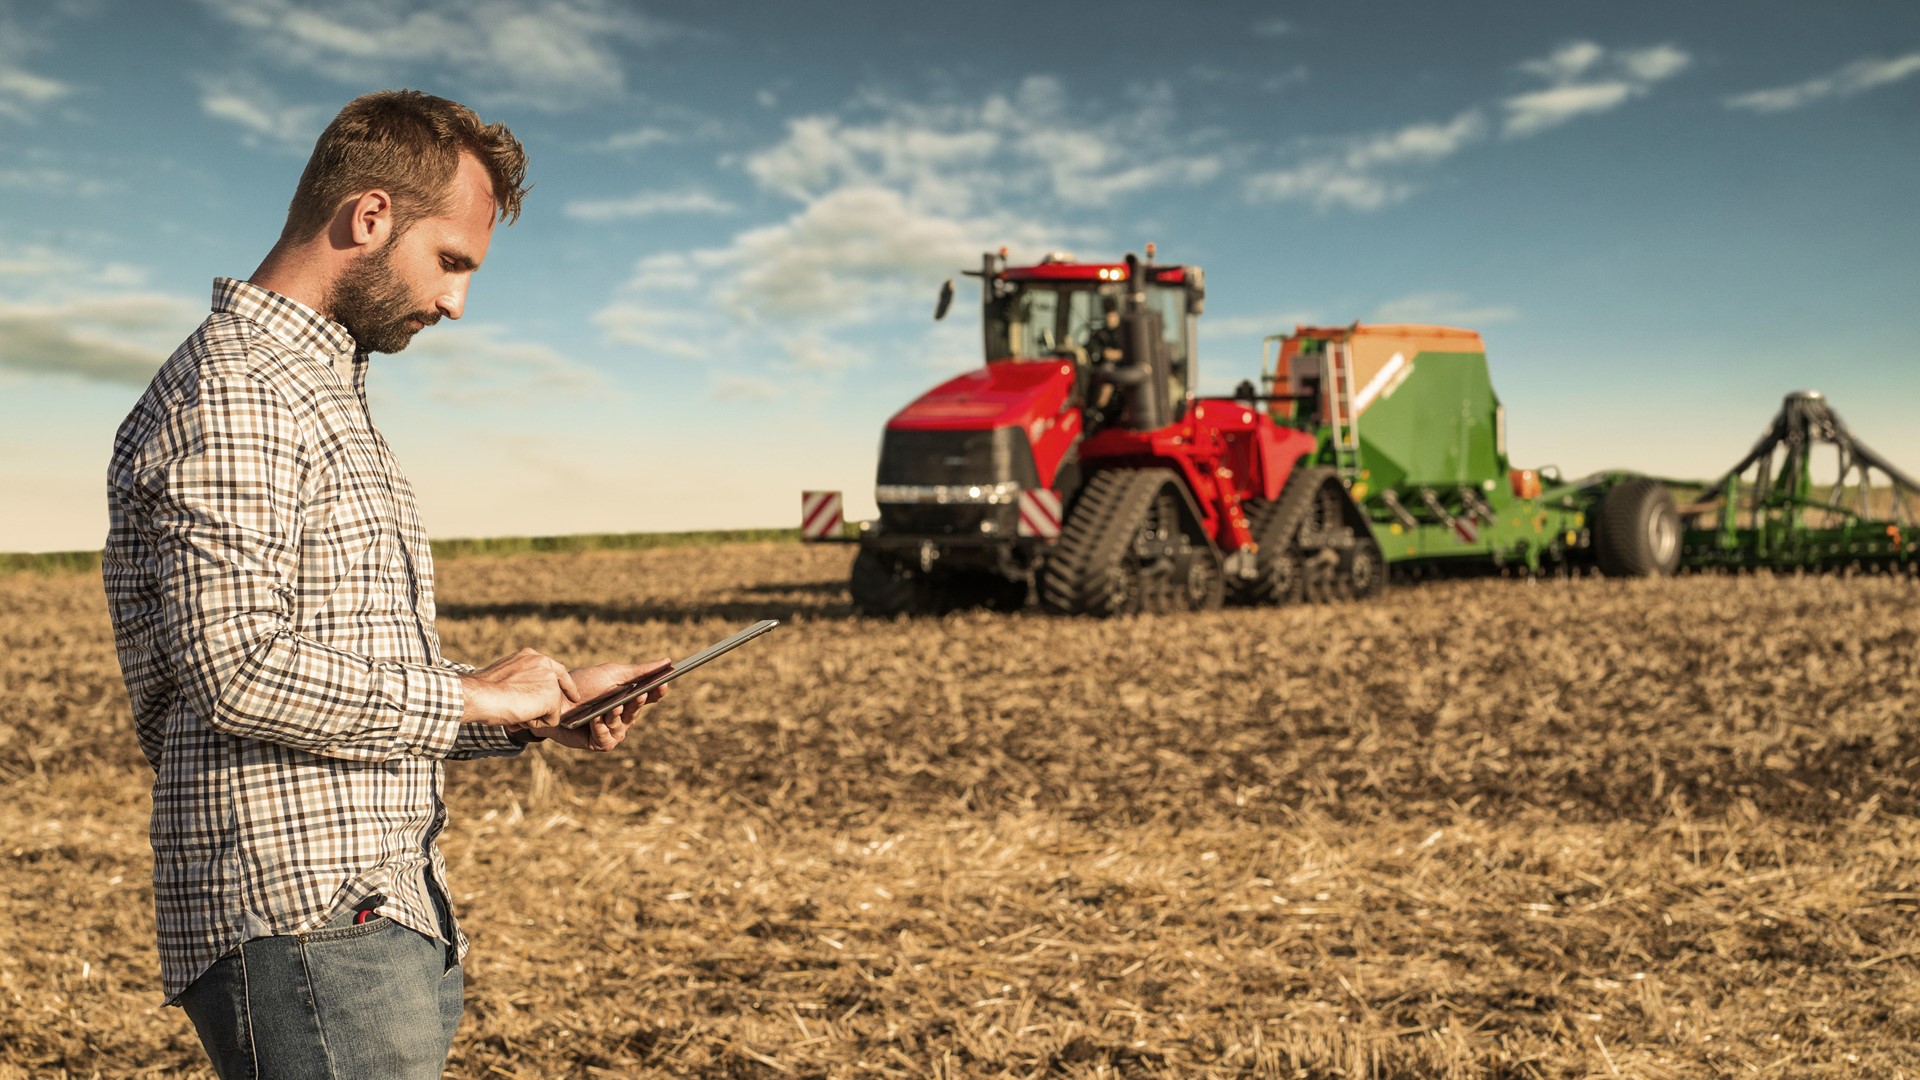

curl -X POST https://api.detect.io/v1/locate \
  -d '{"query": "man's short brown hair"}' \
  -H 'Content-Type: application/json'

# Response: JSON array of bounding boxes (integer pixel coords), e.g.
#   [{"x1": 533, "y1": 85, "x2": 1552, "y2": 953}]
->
[{"x1": 280, "y1": 89, "x2": 529, "y2": 245}]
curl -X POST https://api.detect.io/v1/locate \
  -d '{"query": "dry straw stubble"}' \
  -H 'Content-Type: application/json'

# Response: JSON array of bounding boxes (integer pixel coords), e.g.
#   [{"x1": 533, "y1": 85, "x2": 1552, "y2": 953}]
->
[{"x1": 3, "y1": 543, "x2": 1919, "y2": 1077}]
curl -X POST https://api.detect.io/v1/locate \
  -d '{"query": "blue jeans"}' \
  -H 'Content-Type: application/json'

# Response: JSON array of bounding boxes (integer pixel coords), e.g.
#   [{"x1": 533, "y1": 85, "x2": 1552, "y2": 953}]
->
[{"x1": 179, "y1": 897, "x2": 463, "y2": 1080}]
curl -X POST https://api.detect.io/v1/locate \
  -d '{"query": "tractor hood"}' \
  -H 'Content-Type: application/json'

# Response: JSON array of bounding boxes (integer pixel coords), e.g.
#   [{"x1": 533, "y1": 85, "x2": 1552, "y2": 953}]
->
[
  {"x1": 888, "y1": 360, "x2": 1075, "y2": 432},
  {"x1": 878, "y1": 360, "x2": 1083, "y2": 498}
]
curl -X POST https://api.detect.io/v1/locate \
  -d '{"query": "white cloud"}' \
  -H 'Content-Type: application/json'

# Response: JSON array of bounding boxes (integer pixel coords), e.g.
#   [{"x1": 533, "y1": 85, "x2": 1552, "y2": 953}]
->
[
  {"x1": 0, "y1": 64, "x2": 68, "y2": 103},
  {"x1": 743, "y1": 76, "x2": 1223, "y2": 213},
  {"x1": 1369, "y1": 291, "x2": 1518, "y2": 327},
  {"x1": 1520, "y1": 41, "x2": 1605, "y2": 83},
  {"x1": 592, "y1": 299, "x2": 719, "y2": 359},
  {"x1": 563, "y1": 190, "x2": 737, "y2": 222},
  {"x1": 1202, "y1": 313, "x2": 1322, "y2": 339},
  {"x1": 598, "y1": 126, "x2": 674, "y2": 151},
  {"x1": 1246, "y1": 110, "x2": 1486, "y2": 211},
  {"x1": 193, "y1": 0, "x2": 677, "y2": 109},
  {"x1": 0, "y1": 164, "x2": 112, "y2": 196},
  {"x1": 592, "y1": 104, "x2": 730, "y2": 152},
  {"x1": 592, "y1": 77, "x2": 1204, "y2": 394},
  {"x1": 1726, "y1": 51, "x2": 1920, "y2": 113},
  {"x1": 1502, "y1": 83, "x2": 1636, "y2": 138},
  {"x1": 709, "y1": 373, "x2": 781, "y2": 402},
  {"x1": 782, "y1": 331, "x2": 866, "y2": 374},
  {"x1": 1252, "y1": 18, "x2": 1291, "y2": 37},
  {"x1": 598, "y1": 185, "x2": 1056, "y2": 347},
  {"x1": 197, "y1": 73, "x2": 328, "y2": 149},
  {"x1": 1621, "y1": 44, "x2": 1691, "y2": 84},
  {"x1": 1502, "y1": 41, "x2": 1691, "y2": 138},
  {"x1": 1246, "y1": 42, "x2": 1687, "y2": 211},
  {"x1": 389, "y1": 322, "x2": 609, "y2": 407},
  {"x1": 720, "y1": 186, "x2": 1057, "y2": 325},
  {"x1": 0, "y1": 245, "x2": 149, "y2": 285},
  {"x1": 0, "y1": 292, "x2": 199, "y2": 385},
  {"x1": 0, "y1": 62, "x2": 71, "y2": 122}
]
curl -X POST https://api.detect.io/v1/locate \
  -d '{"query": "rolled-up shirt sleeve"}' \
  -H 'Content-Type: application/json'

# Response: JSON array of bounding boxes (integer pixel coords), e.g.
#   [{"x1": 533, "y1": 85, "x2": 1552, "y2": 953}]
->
[{"x1": 134, "y1": 371, "x2": 483, "y2": 762}]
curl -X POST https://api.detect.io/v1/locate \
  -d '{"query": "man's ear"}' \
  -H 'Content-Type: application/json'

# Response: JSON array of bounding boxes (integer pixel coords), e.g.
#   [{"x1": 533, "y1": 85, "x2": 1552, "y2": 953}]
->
[{"x1": 347, "y1": 189, "x2": 394, "y2": 249}]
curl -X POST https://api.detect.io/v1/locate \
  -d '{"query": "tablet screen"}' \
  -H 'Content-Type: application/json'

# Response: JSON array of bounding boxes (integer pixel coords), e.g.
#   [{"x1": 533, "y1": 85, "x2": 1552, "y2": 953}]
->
[{"x1": 558, "y1": 619, "x2": 779, "y2": 729}]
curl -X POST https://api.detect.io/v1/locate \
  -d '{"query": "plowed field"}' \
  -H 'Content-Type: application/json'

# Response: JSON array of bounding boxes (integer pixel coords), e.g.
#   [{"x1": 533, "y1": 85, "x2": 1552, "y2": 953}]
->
[{"x1": 5, "y1": 543, "x2": 1920, "y2": 1078}]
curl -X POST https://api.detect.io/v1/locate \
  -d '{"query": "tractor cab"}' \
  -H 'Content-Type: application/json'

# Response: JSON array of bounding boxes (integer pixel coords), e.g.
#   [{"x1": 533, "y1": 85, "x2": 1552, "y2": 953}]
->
[{"x1": 946, "y1": 250, "x2": 1205, "y2": 428}]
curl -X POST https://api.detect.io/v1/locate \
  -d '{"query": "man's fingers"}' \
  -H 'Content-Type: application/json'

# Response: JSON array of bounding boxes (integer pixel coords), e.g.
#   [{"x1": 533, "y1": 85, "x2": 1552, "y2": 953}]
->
[{"x1": 591, "y1": 715, "x2": 618, "y2": 752}]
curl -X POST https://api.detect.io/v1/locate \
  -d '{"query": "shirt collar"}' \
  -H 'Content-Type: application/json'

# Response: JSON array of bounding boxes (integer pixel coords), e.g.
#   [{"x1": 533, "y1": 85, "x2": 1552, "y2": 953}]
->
[{"x1": 211, "y1": 277, "x2": 362, "y2": 373}]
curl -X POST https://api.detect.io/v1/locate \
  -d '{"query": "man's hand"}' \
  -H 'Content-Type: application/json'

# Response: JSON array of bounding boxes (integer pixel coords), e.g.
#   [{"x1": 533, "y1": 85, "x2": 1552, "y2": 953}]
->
[
  {"x1": 459, "y1": 648, "x2": 579, "y2": 727},
  {"x1": 514, "y1": 659, "x2": 671, "y2": 753}
]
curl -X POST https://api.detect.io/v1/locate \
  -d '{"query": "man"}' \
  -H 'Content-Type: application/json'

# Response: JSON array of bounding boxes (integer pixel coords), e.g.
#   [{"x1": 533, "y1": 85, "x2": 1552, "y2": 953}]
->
[
  {"x1": 1084, "y1": 296, "x2": 1126, "y2": 367},
  {"x1": 1082, "y1": 297, "x2": 1127, "y2": 426},
  {"x1": 103, "y1": 90, "x2": 664, "y2": 1079}
]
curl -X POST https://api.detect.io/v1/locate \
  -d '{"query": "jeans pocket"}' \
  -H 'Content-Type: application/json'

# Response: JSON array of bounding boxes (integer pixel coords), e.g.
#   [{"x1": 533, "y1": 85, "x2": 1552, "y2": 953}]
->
[{"x1": 296, "y1": 915, "x2": 393, "y2": 943}]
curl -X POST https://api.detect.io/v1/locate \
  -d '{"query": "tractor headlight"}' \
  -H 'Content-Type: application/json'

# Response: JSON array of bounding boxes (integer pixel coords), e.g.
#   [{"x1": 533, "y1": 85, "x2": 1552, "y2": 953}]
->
[{"x1": 875, "y1": 481, "x2": 1021, "y2": 505}]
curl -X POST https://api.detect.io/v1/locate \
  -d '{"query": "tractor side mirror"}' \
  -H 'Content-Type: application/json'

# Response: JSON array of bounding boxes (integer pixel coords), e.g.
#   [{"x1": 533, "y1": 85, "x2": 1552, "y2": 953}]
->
[{"x1": 933, "y1": 279, "x2": 955, "y2": 321}]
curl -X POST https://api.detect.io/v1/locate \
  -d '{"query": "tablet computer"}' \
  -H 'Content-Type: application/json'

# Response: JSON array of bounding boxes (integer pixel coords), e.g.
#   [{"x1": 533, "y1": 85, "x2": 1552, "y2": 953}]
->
[{"x1": 559, "y1": 619, "x2": 779, "y2": 729}]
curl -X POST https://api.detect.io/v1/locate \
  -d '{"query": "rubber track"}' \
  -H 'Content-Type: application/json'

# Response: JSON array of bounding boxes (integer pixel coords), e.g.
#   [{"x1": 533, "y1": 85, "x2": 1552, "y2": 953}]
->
[
  {"x1": 1241, "y1": 466, "x2": 1340, "y2": 604},
  {"x1": 1040, "y1": 469, "x2": 1172, "y2": 616}
]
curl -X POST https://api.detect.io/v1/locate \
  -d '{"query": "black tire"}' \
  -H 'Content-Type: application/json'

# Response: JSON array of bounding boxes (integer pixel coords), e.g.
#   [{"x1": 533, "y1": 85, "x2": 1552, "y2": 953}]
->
[
  {"x1": 1593, "y1": 478, "x2": 1681, "y2": 577},
  {"x1": 850, "y1": 549, "x2": 935, "y2": 616}
]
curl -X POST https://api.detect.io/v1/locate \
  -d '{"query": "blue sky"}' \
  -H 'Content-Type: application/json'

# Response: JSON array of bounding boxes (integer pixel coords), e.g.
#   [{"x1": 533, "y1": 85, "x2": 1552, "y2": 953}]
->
[{"x1": 2, "y1": 0, "x2": 1916, "y2": 551}]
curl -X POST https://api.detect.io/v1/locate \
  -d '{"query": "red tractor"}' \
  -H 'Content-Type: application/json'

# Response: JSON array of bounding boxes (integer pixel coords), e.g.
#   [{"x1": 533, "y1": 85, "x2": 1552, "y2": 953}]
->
[{"x1": 835, "y1": 247, "x2": 1375, "y2": 616}]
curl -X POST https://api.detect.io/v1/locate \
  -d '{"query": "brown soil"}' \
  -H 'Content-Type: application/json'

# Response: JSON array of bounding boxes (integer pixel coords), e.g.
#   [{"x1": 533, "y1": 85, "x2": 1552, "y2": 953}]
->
[{"x1": 4, "y1": 544, "x2": 1919, "y2": 1077}]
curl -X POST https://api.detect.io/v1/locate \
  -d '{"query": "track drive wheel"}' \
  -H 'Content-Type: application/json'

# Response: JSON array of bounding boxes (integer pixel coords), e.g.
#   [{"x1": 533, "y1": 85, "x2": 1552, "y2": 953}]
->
[
  {"x1": 1299, "y1": 552, "x2": 1332, "y2": 604},
  {"x1": 1343, "y1": 538, "x2": 1387, "y2": 600},
  {"x1": 1041, "y1": 470, "x2": 1223, "y2": 617},
  {"x1": 1593, "y1": 478, "x2": 1681, "y2": 577},
  {"x1": 1230, "y1": 497, "x2": 1303, "y2": 606},
  {"x1": 850, "y1": 548, "x2": 936, "y2": 616}
]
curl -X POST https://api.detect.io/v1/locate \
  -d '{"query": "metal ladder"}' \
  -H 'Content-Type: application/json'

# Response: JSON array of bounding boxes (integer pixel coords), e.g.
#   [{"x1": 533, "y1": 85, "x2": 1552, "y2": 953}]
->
[{"x1": 1326, "y1": 338, "x2": 1361, "y2": 479}]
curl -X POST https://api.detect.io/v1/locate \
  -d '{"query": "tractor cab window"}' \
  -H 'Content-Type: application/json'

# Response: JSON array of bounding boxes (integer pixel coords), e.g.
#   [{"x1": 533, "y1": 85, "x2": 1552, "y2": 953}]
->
[
  {"x1": 1010, "y1": 287, "x2": 1060, "y2": 358},
  {"x1": 984, "y1": 278, "x2": 1193, "y2": 404},
  {"x1": 986, "y1": 282, "x2": 1125, "y2": 363},
  {"x1": 1147, "y1": 284, "x2": 1191, "y2": 403}
]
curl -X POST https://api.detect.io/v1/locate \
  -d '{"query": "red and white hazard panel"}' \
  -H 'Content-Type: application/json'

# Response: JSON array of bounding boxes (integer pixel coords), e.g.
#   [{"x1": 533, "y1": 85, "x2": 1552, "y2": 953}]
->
[
  {"x1": 1017, "y1": 488, "x2": 1063, "y2": 539},
  {"x1": 801, "y1": 490, "x2": 843, "y2": 541}
]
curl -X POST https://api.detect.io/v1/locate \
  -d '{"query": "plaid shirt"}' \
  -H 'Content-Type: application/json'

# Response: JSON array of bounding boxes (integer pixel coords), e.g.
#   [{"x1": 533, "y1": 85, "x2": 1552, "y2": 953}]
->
[{"x1": 105, "y1": 278, "x2": 523, "y2": 1004}]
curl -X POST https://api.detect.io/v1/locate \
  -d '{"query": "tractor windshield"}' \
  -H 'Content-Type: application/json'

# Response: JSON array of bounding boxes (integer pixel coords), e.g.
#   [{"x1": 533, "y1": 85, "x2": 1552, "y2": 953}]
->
[
  {"x1": 986, "y1": 280, "x2": 1191, "y2": 389},
  {"x1": 985, "y1": 282, "x2": 1118, "y2": 363}
]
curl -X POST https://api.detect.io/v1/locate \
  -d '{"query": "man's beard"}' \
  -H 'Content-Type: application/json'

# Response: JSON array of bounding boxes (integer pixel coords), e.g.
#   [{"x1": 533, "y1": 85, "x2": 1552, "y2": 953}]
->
[{"x1": 327, "y1": 242, "x2": 438, "y2": 354}]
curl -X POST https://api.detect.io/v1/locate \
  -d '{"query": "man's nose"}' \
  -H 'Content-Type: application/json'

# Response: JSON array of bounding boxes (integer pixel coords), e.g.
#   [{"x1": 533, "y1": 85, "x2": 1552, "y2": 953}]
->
[{"x1": 436, "y1": 281, "x2": 468, "y2": 321}]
